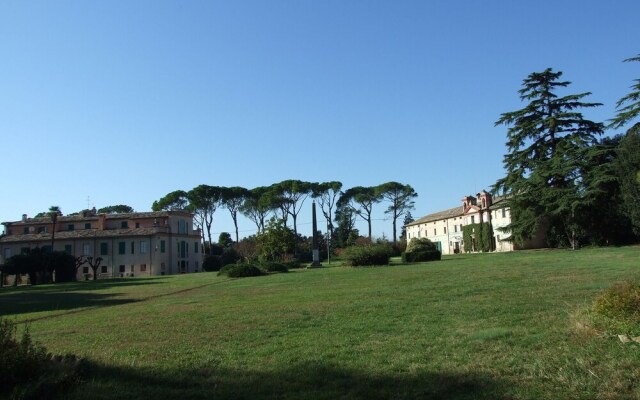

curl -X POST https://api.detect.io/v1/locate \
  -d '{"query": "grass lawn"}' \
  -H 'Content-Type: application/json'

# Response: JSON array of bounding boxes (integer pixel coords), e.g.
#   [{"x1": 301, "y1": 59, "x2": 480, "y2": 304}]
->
[{"x1": 1, "y1": 246, "x2": 639, "y2": 399}]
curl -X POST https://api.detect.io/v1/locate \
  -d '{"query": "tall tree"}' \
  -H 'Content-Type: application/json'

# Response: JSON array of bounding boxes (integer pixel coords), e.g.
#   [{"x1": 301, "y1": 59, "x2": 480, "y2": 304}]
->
[
  {"x1": 493, "y1": 68, "x2": 604, "y2": 249},
  {"x1": 401, "y1": 211, "x2": 414, "y2": 241},
  {"x1": 312, "y1": 181, "x2": 342, "y2": 246},
  {"x1": 377, "y1": 182, "x2": 417, "y2": 243},
  {"x1": 187, "y1": 185, "x2": 222, "y2": 254},
  {"x1": 240, "y1": 186, "x2": 273, "y2": 234},
  {"x1": 610, "y1": 54, "x2": 640, "y2": 129},
  {"x1": 274, "y1": 180, "x2": 312, "y2": 238},
  {"x1": 98, "y1": 205, "x2": 134, "y2": 214},
  {"x1": 340, "y1": 186, "x2": 381, "y2": 239},
  {"x1": 333, "y1": 200, "x2": 358, "y2": 248},
  {"x1": 48, "y1": 206, "x2": 61, "y2": 251},
  {"x1": 152, "y1": 190, "x2": 189, "y2": 211},
  {"x1": 220, "y1": 186, "x2": 249, "y2": 243}
]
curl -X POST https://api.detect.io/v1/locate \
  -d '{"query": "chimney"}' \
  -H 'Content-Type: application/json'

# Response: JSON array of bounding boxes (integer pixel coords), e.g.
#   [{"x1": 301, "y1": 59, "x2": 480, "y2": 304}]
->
[
  {"x1": 22, "y1": 214, "x2": 27, "y2": 222},
  {"x1": 98, "y1": 214, "x2": 106, "y2": 230}
]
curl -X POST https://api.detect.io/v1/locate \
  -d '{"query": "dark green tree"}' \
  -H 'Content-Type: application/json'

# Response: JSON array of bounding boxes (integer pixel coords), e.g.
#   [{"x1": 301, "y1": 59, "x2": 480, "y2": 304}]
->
[
  {"x1": 218, "y1": 232, "x2": 233, "y2": 248},
  {"x1": 240, "y1": 186, "x2": 273, "y2": 234},
  {"x1": 151, "y1": 190, "x2": 189, "y2": 211},
  {"x1": 333, "y1": 201, "x2": 358, "y2": 248},
  {"x1": 98, "y1": 205, "x2": 134, "y2": 214},
  {"x1": 400, "y1": 211, "x2": 414, "y2": 240},
  {"x1": 187, "y1": 185, "x2": 222, "y2": 254},
  {"x1": 493, "y1": 68, "x2": 604, "y2": 249},
  {"x1": 339, "y1": 186, "x2": 381, "y2": 239},
  {"x1": 257, "y1": 218, "x2": 296, "y2": 262},
  {"x1": 610, "y1": 55, "x2": 640, "y2": 130},
  {"x1": 220, "y1": 186, "x2": 249, "y2": 243},
  {"x1": 615, "y1": 123, "x2": 640, "y2": 235},
  {"x1": 377, "y1": 182, "x2": 417, "y2": 243},
  {"x1": 273, "y1": 180, "x2": 313, "y2": 238}
]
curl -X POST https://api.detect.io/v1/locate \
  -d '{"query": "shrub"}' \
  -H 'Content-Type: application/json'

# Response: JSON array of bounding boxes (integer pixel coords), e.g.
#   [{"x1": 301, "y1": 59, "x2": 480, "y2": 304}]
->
[
  {"x1": 406, "y1": 238, "x2": 437, "y2": 253},
  {"x1": 590, "y1": 281, "x2": 640, "y2": 335},
  {"x1": 401, "y1": 250, "x2": 442, "y2": 263},
  {"x1": 221, "y1": 247, "x2": 241, "y2": 266},
  {"x1": 0, "y1": 318, "x2": 82, "y2": 398},
  {"x1": 217, "y1": 264, "x2": 264, "y2": 278},
  {"x1": 260, "y1": 262, "x2": 289, "y2": 273},
  {"x1": 202, "y1": 256, "x2": 223, "y2": 272},
  {"x1": 283, "y1": 259, "x2": 303, "y2": 269},
  {"x1": 342, "y1": 244, "x2": 392, "y2": 267}
]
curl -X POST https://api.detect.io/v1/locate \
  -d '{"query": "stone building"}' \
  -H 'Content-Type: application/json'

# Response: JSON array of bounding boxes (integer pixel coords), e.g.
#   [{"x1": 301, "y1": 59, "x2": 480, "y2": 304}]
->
[{"x1": 0, "y1": 209, "x2": 203, "y2": 281}]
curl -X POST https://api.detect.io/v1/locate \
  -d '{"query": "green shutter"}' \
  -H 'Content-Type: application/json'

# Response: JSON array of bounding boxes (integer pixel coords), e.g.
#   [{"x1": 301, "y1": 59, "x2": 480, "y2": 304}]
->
[
  {"x1": 119, "y1": 242, "x2": 126, "y2": 254},
  {"x1": 160, "y1": 240, "x2": 166, "y2": 253},
  {"x1": 100, "y1": 243, "x2": 108, "y2": 256}
]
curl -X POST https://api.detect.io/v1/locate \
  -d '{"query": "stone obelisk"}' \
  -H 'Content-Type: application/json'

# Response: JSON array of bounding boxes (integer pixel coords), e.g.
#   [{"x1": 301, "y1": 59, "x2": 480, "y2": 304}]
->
[{"x1": 308, "y1": 201, "x2": 322, "y2": 268}]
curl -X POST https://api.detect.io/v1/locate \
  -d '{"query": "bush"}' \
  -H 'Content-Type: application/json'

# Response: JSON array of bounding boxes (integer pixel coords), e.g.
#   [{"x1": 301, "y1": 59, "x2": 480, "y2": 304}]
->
[
  {"x1": 0, "y1": 318, "x2": 82, "y2": 398},
  {"x1": 283, "y1": 259, "x2": 303, "y2": 269},
  {"x1": 401, "y1": 250, "x2": 442, "y2": 263},
  {"x1": 406, "y1": 238, "x2": 437, "y2": 253},
  {"x1": 342, "y1": 244, "x2": 392, "y2": 267},
  {"x1": 590, "y1": 281, "x2": 640, "y2": 335},
  {"x1": 221, "y1": 247, "x2": 241, "y2": 266},
  {"x1": 202, "y1": 256, "x2": 223, "y2": 272},
  {"x1": 217, "y1": 264, "x2": 264, "y2": 278},
  {"x1": 260, "y1": 262, "x2": 289, "y2": 273}
]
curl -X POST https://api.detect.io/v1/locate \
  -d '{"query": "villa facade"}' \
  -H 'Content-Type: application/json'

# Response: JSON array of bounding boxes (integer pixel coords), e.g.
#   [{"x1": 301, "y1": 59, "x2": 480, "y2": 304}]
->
[
  {"x1": 0, "y1": 209, "x2": 203, "y2": 281},
  {"x1": 405, "y1": 191, "x2": 545, "y2": 255}
]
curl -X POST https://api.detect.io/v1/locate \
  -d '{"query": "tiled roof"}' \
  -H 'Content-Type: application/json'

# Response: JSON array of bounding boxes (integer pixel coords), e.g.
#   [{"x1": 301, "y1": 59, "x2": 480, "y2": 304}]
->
[
  {"x1": 0, "y1": 227, "x2": 174, "y2": 243},
  {"x1": 406, "y1": 206, "x2": 463, "y2": 226},
  {"x1": 2, "y1": 211, "x2": 191, "y2": 226},
  {"x1": 406, "y1": 196, "x2": 509, "y2": 227}
]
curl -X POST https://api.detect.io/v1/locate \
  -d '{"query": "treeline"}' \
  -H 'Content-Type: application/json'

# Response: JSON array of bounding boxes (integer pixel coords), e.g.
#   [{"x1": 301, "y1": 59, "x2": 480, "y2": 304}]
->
[
  {"x1": 494, "y1": 54, "x2": 640, "y2": 248},
  {"x1": 151, "y1": 180, "x2": 417, "y2": 253}
]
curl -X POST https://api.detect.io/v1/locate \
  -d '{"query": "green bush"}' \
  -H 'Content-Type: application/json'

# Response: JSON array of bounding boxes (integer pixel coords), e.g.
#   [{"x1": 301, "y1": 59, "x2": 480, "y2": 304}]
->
[
  {"x1": 283, "y1": 259, "x2": 303, "y2": 269},
  {"x1": 405, "y1": 238, "x2": 437, "y2": 253},
  {"x1": 401, "y1": 250, "x2": 442, "y2": 263},
  {"x1": 260, "y1": 262, "x2": 289, "y2": 273},
  {"x1": 217, "y1": 264, "x2": 264, "y2": 278},
  {"x1": 590, "y1": 281, "x2": 640, "y2": 335},
  {"x1": 342, "y1": 244, "x2": 392, "y2": 267},
  {"x1": 202, "y1": 256, "x2": 223, "y2": 272},
  {"x1": 0, "y1": 318, "x2": 82, "y2": 398}
]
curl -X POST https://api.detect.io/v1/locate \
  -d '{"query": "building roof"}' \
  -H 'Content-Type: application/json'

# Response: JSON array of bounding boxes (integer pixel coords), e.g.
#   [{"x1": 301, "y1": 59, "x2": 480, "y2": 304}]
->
[
  {"x1": 406, "y1": 206, "x2": 463, "y2": 227},
  {"x1": 2, "y1": 210, "x2": 192, "y2": 226},
  {"x1": 406, "y1": 195, "x2": 509, "y2": 227},
  {"x1": 0, "y1": 227, "x2": 175, "y2": 244}
]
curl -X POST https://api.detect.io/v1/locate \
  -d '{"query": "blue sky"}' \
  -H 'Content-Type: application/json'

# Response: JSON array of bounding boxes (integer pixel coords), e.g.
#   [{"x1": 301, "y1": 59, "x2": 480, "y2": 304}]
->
[{"x1": 1, "y1": 1, "x2": 638, "y2": 240}]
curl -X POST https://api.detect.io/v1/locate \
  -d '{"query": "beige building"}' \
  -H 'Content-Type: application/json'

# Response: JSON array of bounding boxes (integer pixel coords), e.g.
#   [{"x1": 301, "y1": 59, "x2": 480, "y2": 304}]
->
[
  {"x1": 405, "y1": 191, "x2": 545, "y2": 255},
  {"x1": 0, "y1": 209, "x2": 203, "y2": 280}
]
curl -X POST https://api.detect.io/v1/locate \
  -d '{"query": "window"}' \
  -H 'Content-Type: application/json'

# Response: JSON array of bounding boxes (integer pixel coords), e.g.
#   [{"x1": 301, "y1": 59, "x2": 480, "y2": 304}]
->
[
  {"x1": 178, "y1": 220, "x2": 186, "y2": 234},
  {"x1": 37, "y1": 226, "x2": 47, "y2": 233},
  {"x1": 140, "y1": 241, "x2": 147, "y2": 254},
  {"x1": 444, "y1": 227, "x2": 447, "y2": 234},
  {"x1": 160, "y1": 240, "x2": 166, "y2": 253},
  {"x1": 433, "y1": 228, "x2": 436, "y2": 235},
  {"x1": 471, "y1": 216, "x2": 475, "y2": 224},
  {"x1": 194, "y1": 242, "x2": 199, "y2": 253},
  {"x1": 68, "y1": 224, "x2": 74, "y2": 231},
  {"x1": 130, "y1": 241, "x2": 135, "y2": 254},
  {"x1": 180, "y1": 241, "x2": 186, "y2": 258},
  {"x1": 140, "y1": 264, "x2": 147, "y2": 272},
  {"x1": 121, "y1": 221, "x2": 129, "y2": 229},
  {"x1": 64, "y1": 245, "x2": 72, "y2": 254},
  {"x1": 135, "y1": 222, "x2": 140, "y2": 228},
  {"x1": 502, "y1": 209, "x2": 506, "y2": 218},
  {"x1": 85, "y1": 223, "x2": 91, "y2": 229},
  {"x1": 118, "y1": 242, "x2": 126, "y2": 254},
  {"x1": 454, "y1": 225, "x2": 458, "y2": 233},
  {"x1": 119, "y1": 265, "x2": 125, "y2": 273},
  {"x1": 23, "y1": 227, "x2": 29, "y2": 234},
  {"x1": 82, "y1": 243, "x2": 90, "y2": 256},
  {"x1": 4, "y1": 248, "x2": 12, "y2": 259},
  {"x1": 83, "y1": 266, "x2": 89, "y2": 274},
  {"x1": 101, "y1": 265, "x2": 107, "y2": 274},
  {"x1": 100, "y1": 242, "x2": 108, "y2": 256}
]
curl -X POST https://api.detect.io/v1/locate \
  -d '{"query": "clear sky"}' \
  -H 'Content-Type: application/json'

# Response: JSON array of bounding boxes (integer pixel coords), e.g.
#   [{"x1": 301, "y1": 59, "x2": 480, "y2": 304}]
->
[{"x1": 1, "y1": 0, "x2": 638, "y2": 240}]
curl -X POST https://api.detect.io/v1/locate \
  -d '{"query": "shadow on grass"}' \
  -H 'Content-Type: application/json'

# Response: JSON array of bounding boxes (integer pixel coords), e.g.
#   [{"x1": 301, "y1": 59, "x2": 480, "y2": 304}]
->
[
  {"x1": 0, "y1": 290, "x2": 140, "y2": 318},
  {"x1": 67, "y1": 361, "x2": 511, "y2": 400}
]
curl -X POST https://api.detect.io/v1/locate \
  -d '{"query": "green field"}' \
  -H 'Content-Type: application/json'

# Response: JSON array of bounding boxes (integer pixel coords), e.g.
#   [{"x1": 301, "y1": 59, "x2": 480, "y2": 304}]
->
[{"x1": 2, "y1": 247, "x2": 640, "y2": 399}]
